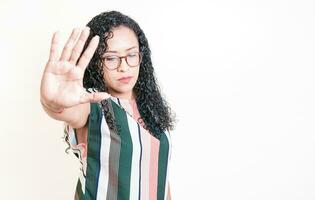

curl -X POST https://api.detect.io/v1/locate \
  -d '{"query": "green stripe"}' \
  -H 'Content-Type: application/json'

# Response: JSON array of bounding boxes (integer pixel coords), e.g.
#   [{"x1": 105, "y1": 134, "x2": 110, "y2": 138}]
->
[
  {"x1": 157, "y1": 132, "x2": 170, "y2": 200},
  {"x1": 85, "y1": 103, "x2": 102, "y2": 200},
  {"x1": 75, "y1": 178, "x2": 84, "y2": 200},
  {"x1": 111, "y1": 99, "x2": 133, "y2": 199}
]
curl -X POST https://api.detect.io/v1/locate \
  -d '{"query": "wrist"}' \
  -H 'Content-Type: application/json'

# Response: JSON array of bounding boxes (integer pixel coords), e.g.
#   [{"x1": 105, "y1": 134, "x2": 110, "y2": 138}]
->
[{"x1": 40, "y1": 99, "x2": 65, "y2": 114}]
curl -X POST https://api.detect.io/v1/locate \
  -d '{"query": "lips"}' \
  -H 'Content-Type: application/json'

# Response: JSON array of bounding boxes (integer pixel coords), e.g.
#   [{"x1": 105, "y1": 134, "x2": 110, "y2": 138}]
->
[
  {"x1": 118, "y1": 76, "x2": 133, "y2": 83},
  {"x1": 118, "y1": 76, "x2": 133, "y2": 81}
]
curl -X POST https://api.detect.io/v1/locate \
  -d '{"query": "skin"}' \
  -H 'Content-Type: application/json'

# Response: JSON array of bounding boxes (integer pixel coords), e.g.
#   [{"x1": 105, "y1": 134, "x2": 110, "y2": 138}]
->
[
  {"x1": 40, "y1": 25, "x2": 140, "y2": 129},
  {"x1": 41, "y1": 25, "x2": 173, "y2": 196},
  {"x1": 102, "y1": 25, "x2": 140, "y2": 100}
]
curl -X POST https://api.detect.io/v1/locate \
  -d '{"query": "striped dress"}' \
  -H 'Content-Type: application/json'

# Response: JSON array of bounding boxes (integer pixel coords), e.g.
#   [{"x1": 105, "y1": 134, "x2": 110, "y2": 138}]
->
[{"x1": 64, "y1": 95, "x2": 172, "y2": 200}]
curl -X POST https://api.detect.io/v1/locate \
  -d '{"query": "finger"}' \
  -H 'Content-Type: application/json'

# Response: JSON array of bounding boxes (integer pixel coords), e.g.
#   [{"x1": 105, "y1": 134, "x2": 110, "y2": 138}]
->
[
  {"x1": 60, "y1": 28, "x2": 81, "y2": 61},
  {"x1": 77, "y1": 35, "x2": 99, "y2": 70},
  {"x1": 48, "y1": 31, "x2": 61, "y2": 61},
  {"x1": 45, "y1": 58, "x2": 73, "y2": 74},
  {"x1": 79, "y1": 92, "x2": 111, "y2": 104},
  {"x1": 91, "y1": 92, "x2": 112, "y2": 102},
  {"x1": 69, "y1": 27, "x2": 90, "y2": 65}
]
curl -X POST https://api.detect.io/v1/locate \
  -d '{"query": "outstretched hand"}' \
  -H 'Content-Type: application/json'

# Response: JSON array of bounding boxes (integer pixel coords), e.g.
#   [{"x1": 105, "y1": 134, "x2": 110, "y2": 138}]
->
[{"x1": 40, "y1": 27, "x2": 110, "y2": 112}]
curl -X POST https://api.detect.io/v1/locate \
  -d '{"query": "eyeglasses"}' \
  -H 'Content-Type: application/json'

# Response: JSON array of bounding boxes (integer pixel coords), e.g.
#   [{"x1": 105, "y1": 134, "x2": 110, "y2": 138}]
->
[{"x1": 101, "y1": 52, "x2": 142, "y2": 70}]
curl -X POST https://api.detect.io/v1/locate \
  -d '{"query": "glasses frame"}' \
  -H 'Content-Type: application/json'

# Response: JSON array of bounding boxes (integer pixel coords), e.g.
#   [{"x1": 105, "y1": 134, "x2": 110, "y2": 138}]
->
[{"x1": 101, "y1": 52, "x2": 143, "y2": 71}]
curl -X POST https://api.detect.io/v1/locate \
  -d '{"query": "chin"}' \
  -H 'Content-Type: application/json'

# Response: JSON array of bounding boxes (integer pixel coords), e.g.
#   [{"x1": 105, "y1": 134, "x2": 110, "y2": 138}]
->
[{"x1": 115, "y1": 85, "x2": 134, "y2": 93}]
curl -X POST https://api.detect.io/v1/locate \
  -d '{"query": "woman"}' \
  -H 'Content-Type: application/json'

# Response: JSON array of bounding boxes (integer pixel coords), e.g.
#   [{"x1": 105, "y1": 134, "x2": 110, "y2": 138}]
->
[{"x1": 40, "y1": 11, "x2": 176, "y2": 200}]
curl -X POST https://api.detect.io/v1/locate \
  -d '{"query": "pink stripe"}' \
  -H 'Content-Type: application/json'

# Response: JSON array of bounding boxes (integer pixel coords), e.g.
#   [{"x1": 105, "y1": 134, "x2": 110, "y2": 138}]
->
[
  {"x1": 166, "y1": 182, "x2": 171, "y2": 200},
  {"x1": 131, "y1": 99, "x2": 160, "y2": 200},
  {"x1": 132, "y1": 101, "x2": 150, "y2": 199},
  {"x1": 139, "y1": 128, "x2": 151, "y2": 199},
  {"x1": 130, "y1": 100, "x2": 138, "y2": 119},
  {"x1": 149, "y1": 137, "x2": 159, "y2": 200}
]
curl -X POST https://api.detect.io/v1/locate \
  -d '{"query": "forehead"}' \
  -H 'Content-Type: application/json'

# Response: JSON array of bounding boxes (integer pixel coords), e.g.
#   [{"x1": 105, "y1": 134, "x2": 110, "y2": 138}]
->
[{"x1": 105, "y1": 25, "x2": 139, "y2": 51}]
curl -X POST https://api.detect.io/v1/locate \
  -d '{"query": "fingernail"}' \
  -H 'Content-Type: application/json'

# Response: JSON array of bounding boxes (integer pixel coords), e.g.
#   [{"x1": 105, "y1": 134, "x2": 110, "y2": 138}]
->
[{"x1": 94, "y1": 35, "x2": 100, "y2": 41}]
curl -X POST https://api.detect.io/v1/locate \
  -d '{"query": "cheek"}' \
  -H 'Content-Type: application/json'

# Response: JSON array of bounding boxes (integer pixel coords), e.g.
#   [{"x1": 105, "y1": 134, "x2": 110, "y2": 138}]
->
[
  {"x1": 133, "y1": 67, "x2": 140, "y2": 79},
  {"x1": 103, "y1": 71, "x2": 116, "y2": 86}
]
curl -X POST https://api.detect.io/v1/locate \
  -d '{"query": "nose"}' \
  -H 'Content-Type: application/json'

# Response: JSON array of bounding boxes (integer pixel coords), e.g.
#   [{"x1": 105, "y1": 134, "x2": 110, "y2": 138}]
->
[{"x1": 118, "y1": 57, "x2": 129, "y2": 72}]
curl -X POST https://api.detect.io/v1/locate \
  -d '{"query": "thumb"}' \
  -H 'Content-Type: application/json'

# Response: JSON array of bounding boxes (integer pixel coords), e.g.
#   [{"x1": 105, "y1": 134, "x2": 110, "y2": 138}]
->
[{"x1": 79, "y1": 92, "x2": 111, "y2": 104}]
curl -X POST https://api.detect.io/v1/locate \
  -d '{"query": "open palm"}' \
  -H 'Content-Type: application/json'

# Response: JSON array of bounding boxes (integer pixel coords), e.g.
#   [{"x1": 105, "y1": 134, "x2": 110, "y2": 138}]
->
[{"x1": 40, "y1": 27, "x2": 110, "y2": 110}]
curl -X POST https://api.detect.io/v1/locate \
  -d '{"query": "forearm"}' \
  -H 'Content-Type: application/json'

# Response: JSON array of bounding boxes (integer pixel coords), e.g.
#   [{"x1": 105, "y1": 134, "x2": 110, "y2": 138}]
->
[{"x1": 41, "y1": 100, "x2": 90, "y2": 129}]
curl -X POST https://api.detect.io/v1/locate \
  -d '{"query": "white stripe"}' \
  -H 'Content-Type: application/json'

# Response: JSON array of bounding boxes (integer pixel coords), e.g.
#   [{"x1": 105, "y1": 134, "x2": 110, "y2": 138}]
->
[
  {"x1": 66, "y1": 124, "x2": 86, "y2": 194},
  {"x1": 165, "y1": 130, "x2": 172, "y2": 161},
  {"x1": 110, "y1": 97, "x2": 118, "y2": 105},
  {"x1": 164, "y1": 130, "x2": 172, "y2": 200},
  {"x1": 127, "y1": 114, "x2": 142, "y2": 199},
  {"x1": 66, "y1": 124, "x2": 77, "y2": 147},
  {"x1": 79, "y1": 171, "x2": 86, "y2": 195},
  {"x1": 96, "y1": 113, "x2": 111, "y2": 200}
]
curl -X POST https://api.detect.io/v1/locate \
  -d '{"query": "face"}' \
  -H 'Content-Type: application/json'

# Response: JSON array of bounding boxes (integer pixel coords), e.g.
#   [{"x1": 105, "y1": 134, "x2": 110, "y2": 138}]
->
[{"x1": 102, "y1": 25, "x2": 141, "y2": 100}]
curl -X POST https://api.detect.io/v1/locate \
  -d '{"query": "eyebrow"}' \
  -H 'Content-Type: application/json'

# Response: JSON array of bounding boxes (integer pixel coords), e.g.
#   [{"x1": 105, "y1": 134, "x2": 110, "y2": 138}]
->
[{"x1": 105, "y1": 46, "x2": 138, "y2": 53}]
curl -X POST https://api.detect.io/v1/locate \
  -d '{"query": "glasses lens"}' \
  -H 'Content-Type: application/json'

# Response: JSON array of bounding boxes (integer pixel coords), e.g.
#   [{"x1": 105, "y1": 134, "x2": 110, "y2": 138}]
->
[
  {"x1": 126, "y1": 53, "x2": 141, "y2": 67},
  {"x1": 103, "y1": 53, "x2": 141, "y2": 70},
  {"x1": 104, "y1": 56, "x2": 120, "y2": 70}
]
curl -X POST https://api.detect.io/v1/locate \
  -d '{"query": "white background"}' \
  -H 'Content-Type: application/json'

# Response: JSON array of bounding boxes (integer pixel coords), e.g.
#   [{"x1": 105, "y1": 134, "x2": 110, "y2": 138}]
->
[{"x1": 0, "y1": 0, "x2": 314, "y2": 199}]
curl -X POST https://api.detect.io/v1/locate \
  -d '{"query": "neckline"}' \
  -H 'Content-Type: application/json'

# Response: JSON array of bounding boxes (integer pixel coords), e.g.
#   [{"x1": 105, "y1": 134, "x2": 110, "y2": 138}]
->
[
  {"x1": 85, "y1": 88, "x2": 136, "y2": 102},
  {"x1": 105, "y1": 96, "x2": 163, "y2": 141}
]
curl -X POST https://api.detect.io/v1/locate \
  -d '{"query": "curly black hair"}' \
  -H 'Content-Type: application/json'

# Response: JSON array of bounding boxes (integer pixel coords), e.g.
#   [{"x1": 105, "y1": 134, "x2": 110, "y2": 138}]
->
[{"x1": 78, "y1": 10, "x2": 176, "y2": 139}]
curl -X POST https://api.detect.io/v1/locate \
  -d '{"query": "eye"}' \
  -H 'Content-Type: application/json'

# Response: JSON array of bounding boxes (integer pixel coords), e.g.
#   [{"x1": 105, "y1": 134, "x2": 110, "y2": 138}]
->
[
  {"x1": 105, "y1": 56, "x2": 118, "y2": 61},
  {"x1": 128, "y1": 53, "x2": 138, "y2": 57}
]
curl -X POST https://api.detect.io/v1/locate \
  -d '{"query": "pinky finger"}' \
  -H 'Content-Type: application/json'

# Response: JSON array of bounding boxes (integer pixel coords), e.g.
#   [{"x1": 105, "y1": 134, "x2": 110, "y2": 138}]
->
[{"x1": 49, "y1": 31, "x2": 61, "y2": 61}]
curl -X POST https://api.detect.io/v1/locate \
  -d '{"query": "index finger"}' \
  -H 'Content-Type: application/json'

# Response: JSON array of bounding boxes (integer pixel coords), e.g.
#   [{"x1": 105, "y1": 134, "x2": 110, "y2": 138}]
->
[{"x1": 77, "y1": 35, "x2": 99, "y2": 70}]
